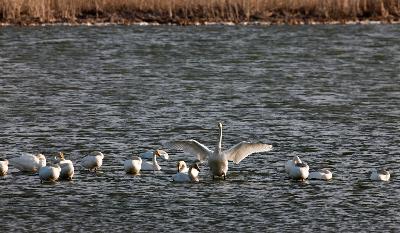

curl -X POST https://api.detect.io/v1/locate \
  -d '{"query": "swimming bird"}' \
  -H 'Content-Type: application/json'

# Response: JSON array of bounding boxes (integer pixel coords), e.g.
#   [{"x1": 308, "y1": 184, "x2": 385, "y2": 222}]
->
[
  {"x1": 9, "y1": 153, "x2": 46, "y2": 173},
  {"x1": 140, "y1": 149, "x2": 169, "y2": 160},
  {"x1": 141, "y1": 150, "x2": 162, "y2": 171},
  {"x1": 285, "y1": 156, "x2": 309, "y2": 180},
  {"x1": 55, "y1": 152, "x2": 74, "y2": 180},
  {"x1": 176, "y1": 160, "x2": 189, "y2": 173},
  {"x1": 81, "y1": 151, "x2": 104, "y2": 172},
  {"x1": 124, "y1": 156, "x2": 142, "y2": 174},
  {"x1": 0, "y1": 159, "x2": 8, "y2": 176},
  {"x1": 285, "y1": 156, "x2": 302, "y2": 174},
  {"x1": 309, "y1": 169, "x2": 332, "y2": 180},
  {"x1": 172, "y1": 161, "x2": 200, "y2": 182},
  {"x1": 39, "y1": 164, "x2": 61, "y2": 183},
  {"x1": 370, "y1": 168, "x2": 390, "y2": 181},
  {"x1": 165, "y1": 122, "x2": 273, "y2": 179}
]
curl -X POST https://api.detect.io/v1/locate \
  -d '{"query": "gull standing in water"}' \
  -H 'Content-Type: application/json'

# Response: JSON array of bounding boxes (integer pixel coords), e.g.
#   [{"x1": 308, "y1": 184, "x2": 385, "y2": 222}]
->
[{"x1": 165, "y1": 122, "x2": 273, "y2": 179}]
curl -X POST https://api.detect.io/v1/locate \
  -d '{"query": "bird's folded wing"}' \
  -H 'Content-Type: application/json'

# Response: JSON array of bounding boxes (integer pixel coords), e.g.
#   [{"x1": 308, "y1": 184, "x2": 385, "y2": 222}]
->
[
  {"x1": 164, "y1": 140, "x2": 211, "y2": 162},
  {"x1": 225, "y1": 142, "x2": 273, "y2": 164}
]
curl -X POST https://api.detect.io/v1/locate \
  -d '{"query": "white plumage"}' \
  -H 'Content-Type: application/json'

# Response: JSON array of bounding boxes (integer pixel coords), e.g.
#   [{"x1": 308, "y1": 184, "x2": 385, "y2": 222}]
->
[
  {"x1": 124, "y1": 156, "x2": 142, "y2": 174},
  {"x1": 140, "y1": 150, "x2": 169, "y2": 160},
  {"x1": 10, "y1": 153, "x2": 46, "y2": 173},
  {"x1": 176, "y1": 160, "x2": 189, "y2": 173},
  {"x1": 285, "y1": 156, "x2": 309, "y2": 180},
  {"x1": 370, "y1": 169, "x2": 390, "y2": 181},
  {"x1": 39, "y1": 164, "x2": 61, "y2": 183},
  {"x1": 0, "y1": 159, "x2": 8, "y2": 176},
  {"x1": 141, "y1": 150, "x2": 162, "y2": 171},
  {"x1": 81, "y1": 151, "x2": 104, "y2": 172},
  {"x1": 172, "y1": 162, "x2": 200, "y2": 182},
  {"x1": 165, "y1": 122, "x2": 273, "y2": 179},
  {"x1": 309, "y1": 169, "x2": 332, "y2": 180},
  {"x1": 55, "y1": 152, "x2": 74, "y2": 180}
]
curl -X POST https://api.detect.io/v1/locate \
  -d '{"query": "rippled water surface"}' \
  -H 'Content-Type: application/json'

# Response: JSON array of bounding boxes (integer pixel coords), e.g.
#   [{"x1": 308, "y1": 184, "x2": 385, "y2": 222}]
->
[{"x1": 1, "y1": 25, "x2": 399, "y2": 232}]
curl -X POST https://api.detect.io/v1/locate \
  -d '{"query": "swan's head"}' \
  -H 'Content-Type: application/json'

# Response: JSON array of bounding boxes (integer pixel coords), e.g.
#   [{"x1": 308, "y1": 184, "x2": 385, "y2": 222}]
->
[
  {"x1": 378, "y1": 169, "x2": 390, "y2": 176},
  {"x1": 157, "y1": 150, "x2": 169, "y2": 160},
  {"x1": 321, "y1": 169, "x2": 331, "y2": 174},
  {"x1": 190, "y1": 163, "x2": 200, "y2": 172},
  {"x1": 295, "y1": 162, "x2": 308, "y2": 168},
  {"x1": 36, "y1": 153, "x2": 46, "y2": 161},
  {"x1": 131, "y1": 155, "x2": 141, "y2": 161},
  {"x1": 56, "y1": 152, "x2": 65, "y2": 161},
  {"x1": 218, "y1": 122, "x2": 223, "y2": 129},
  {"x1": 0, "y1": 158, "x2": 8, "y2": 165},
  {"x1": 177, "y1": 160, "x2": 187, "y2": 172},
  {"x1": 93, "y1": 151, "x2": 104, "y2": 158},
  {"x1": 154, "y1": 150, "x2": 162, "y2": 157},
  {"x1": 293, "y1": 156, "x2": 302, "y2": 164}
]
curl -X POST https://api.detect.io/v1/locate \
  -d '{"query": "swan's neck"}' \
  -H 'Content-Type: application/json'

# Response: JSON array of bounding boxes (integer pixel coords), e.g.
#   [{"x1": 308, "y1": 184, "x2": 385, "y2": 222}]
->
[
  {"x1": 189, "y1": 167, "x2": 198, "y2": 180},
  {"x1": 217, "y1": 125, "x2": 222, "y2": 151},
  {"x1": 152, "y1": 154, "x2": 158, "y2": 167}
]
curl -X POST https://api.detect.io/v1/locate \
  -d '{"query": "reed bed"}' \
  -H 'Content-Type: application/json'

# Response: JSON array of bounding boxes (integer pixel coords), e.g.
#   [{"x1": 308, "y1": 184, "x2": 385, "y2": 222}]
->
[{"x1": 1, "y1": 0, "x2": 399, "y2": 25}]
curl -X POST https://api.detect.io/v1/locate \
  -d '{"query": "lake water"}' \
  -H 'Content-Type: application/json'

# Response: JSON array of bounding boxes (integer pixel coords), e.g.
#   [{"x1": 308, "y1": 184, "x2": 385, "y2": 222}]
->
[{"x1": 0, "y1": 25, "x2": 399, "y2": 232}]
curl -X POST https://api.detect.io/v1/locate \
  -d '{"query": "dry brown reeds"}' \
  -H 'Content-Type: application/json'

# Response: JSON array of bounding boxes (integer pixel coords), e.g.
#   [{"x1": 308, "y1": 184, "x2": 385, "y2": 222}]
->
[{"x1": 1, "y1": 0, "x2": 399, "y2": 25}]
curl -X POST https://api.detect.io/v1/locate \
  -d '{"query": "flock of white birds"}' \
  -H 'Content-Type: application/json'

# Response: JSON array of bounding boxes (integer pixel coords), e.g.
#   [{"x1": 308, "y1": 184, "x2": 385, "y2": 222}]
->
[{"x1": 0, "y1": 123, "x2": 390, "y2": 183}]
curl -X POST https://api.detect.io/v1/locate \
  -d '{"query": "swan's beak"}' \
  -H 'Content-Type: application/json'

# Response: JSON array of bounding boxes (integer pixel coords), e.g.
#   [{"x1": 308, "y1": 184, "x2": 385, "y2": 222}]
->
[{"x1": 154, "y1": 150, "x2": 161, "y2": 157}]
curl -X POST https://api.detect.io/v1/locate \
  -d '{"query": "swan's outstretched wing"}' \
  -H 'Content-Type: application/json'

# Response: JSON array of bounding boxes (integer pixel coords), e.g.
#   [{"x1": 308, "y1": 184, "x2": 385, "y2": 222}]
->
[
  {"x1": 164, "y1": 140, "x2": 211, "y2": 162},
  {"x1": 225, "y1": 142, "x2": 273, "y2": 164}
]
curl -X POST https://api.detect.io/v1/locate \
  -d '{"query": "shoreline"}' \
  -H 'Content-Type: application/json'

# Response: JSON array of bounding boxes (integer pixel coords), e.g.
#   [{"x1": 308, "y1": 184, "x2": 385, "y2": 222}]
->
[
  {"x1": 1, "y1": 18, "x2": 400, "y2": 27},
  {"x1": 2, "y1": 0, "x2": 399, "y2": 27}
]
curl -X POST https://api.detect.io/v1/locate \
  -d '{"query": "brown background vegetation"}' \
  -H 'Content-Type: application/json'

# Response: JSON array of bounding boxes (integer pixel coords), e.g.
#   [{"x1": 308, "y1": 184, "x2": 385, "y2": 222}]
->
[{"x1": 1, "y1": 0, "x2": 400, "y2": 25}]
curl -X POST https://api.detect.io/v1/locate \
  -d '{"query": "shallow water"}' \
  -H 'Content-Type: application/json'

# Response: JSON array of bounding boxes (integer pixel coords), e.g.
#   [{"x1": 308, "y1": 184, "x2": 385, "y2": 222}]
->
[{"x1": 0, "y1": 25, "x2": 399, "y2": 232}]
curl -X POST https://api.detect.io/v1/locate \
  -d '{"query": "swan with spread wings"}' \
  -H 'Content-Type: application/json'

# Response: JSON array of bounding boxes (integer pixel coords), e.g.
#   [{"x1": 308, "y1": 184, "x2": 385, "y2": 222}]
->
[{"x1": 165, "y1": 122, "x2": 273, "y2": 179}]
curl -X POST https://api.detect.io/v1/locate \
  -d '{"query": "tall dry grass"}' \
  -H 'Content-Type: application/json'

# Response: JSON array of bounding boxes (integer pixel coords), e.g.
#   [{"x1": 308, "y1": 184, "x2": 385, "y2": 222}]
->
[{"x1": 0, "y1": 0, "x2": 399, "y2": 24}]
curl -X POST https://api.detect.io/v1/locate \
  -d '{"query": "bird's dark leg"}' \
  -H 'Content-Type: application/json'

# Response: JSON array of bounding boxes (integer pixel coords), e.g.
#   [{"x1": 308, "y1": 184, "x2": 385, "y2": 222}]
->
[
  {"x1": 223, "y1": 174, "x2": 226, "y2": 180},
  {"x1": 212, "y1": 175, "x2": 215, "y2": 180}
]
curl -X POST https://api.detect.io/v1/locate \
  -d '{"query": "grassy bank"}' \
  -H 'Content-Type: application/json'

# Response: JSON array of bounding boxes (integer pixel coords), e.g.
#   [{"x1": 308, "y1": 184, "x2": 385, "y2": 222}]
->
[{"x1": 1, "y1": 0, "x2": 400, "y2": 25}]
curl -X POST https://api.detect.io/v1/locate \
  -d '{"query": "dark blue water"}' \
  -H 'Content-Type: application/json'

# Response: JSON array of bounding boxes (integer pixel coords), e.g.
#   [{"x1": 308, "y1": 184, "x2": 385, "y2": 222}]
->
[{"x1": 0, "y1": 25, "x2": 399, "y2": 232}]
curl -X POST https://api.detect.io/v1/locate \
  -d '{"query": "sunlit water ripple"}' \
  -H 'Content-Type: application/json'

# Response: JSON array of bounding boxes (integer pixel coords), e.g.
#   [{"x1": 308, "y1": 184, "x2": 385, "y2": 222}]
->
[{"x1": 0, "y1": 25, "x2": 399, "y2": 232}]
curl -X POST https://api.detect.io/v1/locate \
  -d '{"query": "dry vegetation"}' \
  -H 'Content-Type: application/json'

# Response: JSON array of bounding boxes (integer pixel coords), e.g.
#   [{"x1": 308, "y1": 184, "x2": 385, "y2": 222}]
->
[{"x1": 1, "y1": 0, "x2": 400, "y2": 25}]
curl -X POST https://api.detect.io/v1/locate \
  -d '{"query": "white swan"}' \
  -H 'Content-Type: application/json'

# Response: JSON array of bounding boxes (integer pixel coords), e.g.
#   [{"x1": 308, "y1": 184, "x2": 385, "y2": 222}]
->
[
  {"x1": 140, "y1": 149, "x2": 169, "y2": 160},
  {"x1": 10, "y1": 153, "x2": 46, "y2": 173},
  {"x1": 0, "y1": 159, "x2": 8, "y2": 176},
  {"x1": 165, "y1": 122, "x2": 273, "y2": 179},
  {"x1": 124, "y1": 156, "x2": 142, "y2": 174},
  {"x1": 309, "y1": 169, "x2": 332, "y2": 180},
  {"x1": 176, "y1": 160, "x2": 189, "y2": 173},
  {"x1": 81, "y1": 151, "x2": 104, "y2": 172},
  {"x1": 172, "y1": 161, "x2": 200, "y2": 182},
  {"x1": 39, "y1": 164, "x2": 61, "y2": 183},
  {"x1": 55, "y1": 152, "x2": 74, "y2": 180},
  {"x1": 370, "y1": 169, "x2": 390, "y2": 181},
  {"x1": 285, "y1": 156, "x2": 302, "y2": 174},
  {"x1": 285, "y1": 156, "x2": 309, "y2": 180},
  {"x1": 141, "y1": 150, "x2": 162, "y2": 171}
]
